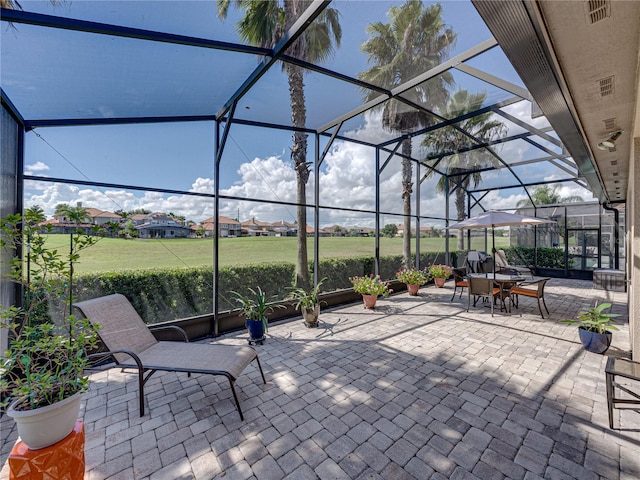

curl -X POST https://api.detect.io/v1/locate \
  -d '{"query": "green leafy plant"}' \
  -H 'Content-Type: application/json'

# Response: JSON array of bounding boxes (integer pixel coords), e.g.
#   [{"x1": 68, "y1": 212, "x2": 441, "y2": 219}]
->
[
  {"x1": 230, "y1": 287, "x2": 283, "y2": 332},
  {"x1": 349, "y1": 274, "x2": 391, "y2": 297},
  {"x1": 1, "y1": 315, "x2": 100, "y2": 410},
  {"x1": 0, "y1": 207, "x2": 102, "y2": 411},
  {"x1": 287, "y1": 278, "x2": 326, "y2": 311},
  {"x1": 561, "y1": 302, "x2": 620, "y2": 334},
  {"x1": 428, "y1": 264, "x2": 452, "y2": 279},
  {"x1": 396, "y1": 268, "x2": 430, "y2": 285}
]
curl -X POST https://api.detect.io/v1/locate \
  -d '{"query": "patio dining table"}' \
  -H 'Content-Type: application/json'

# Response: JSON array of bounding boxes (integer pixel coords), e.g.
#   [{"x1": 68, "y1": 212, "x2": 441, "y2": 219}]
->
[{"x1": 468, "y1": 272, "x2": 527, "y2": 313}]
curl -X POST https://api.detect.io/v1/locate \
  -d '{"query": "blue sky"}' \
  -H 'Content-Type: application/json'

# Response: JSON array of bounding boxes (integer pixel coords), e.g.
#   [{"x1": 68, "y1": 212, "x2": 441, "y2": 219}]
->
[{"x1": 13, "y1": 1, "x2": 593, "y2": 226}]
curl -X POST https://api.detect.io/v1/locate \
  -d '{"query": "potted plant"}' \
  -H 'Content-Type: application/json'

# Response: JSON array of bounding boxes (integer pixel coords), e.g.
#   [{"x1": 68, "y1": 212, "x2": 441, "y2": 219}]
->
[
  {"x1": 349, "y1": 274, "x2": 391, "y2": 309},
  {"x1": 287, "y1": 278, "x2": 326, "y2": 328},
  {"x1": 428, "y1": 264, "x2": 452, "y2": 288},
  {"x1": 561, "y1": 302, "x2": 620, "y2": 354},
  {"x1": 396, "y1": 268, "x2": 430, "y2": 295},
  {"x1": 0, "y1": 207, "x2": 101, "y2": 449},
  {"x1": 231, "y1": 287, "x2": 282, "y2": 344}
]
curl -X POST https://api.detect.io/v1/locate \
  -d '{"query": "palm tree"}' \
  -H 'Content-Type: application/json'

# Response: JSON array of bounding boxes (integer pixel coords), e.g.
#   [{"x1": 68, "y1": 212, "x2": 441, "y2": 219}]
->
[
  {"x1": 516, "y1": 184, "x2": 583, "y2": 207},
  {"x1": 423, "y1": 89, "x2": 507, "y2": 251},
  {"x1": 358, "y1": 0, "x2": 455, "y2": 269},
  {"x1": 217, "y1": 0, "x2": 341, "y2": 288}
]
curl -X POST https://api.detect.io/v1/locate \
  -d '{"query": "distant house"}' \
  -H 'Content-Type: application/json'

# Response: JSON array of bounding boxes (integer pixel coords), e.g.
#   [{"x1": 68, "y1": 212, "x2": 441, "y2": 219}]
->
[
  {"x1": 271, "y1": 220, "x2": 297, "y2": 237},
  {"x1": 135, "y1": 212, "x2": 190, "y2": 239},
  {"x1": 348, "y1": 226, "x2": 374, "y2": 237},
  {"x1": 46, "y1": 203, "x2": 121, "y2": 234},
  {"x1": 324, "y1": 225, "x2": 346, "y2": 237},
  {"x1": 305, "y1": 225, "x2": 330, "y2": 237},
  {"x1": 419, "y1": 226, "x2": 434, "y2": 238},
  {"x1": 83, "y1": 208, "x2": 121, "y2": 225},
  {"x1": 398, "y1": 225, "x2": 435, "y2": 237},
  {"x1": 241, "y1": 217, "x2": 274, "y2": 237},
  {"x1": 200, "y1": 216, "x2": 242, "y2": 238},
  {"x1": 129, "y1": 213, "x2": 148, "y2": 225}
]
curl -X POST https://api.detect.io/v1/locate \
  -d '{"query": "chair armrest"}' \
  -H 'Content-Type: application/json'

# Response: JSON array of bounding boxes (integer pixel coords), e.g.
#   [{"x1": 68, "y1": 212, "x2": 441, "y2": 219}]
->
[
  {"x1": 87, "y1": 349, "x2": 144, "y2": 370},
  {"x1": 149, "y1": 325, "x2": 189, "y2": 342},
  {"x1": 517, "y1": 276, "x2": 548, "y2": 286}
]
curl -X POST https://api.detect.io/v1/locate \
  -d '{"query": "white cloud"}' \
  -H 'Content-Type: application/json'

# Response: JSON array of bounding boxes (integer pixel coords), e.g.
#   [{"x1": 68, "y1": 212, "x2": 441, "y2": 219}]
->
[{"x1": 25, "y1": 161, "x2": 50, "y2": 173}]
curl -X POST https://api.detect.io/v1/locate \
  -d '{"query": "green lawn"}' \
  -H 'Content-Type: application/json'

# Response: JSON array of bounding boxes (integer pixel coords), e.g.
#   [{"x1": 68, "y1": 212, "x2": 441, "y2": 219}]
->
[{"x1": 43, "y1": 234, "x2": 509, "y2": 273}]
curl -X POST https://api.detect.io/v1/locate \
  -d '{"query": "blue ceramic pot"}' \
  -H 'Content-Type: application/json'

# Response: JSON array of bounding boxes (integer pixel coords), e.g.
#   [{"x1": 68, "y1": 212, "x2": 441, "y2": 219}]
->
[
  {"x1": 246, "y1": 319, "x2": 265, "y2": 340},
  {"x1": 578, "y1": 327, "x2": 612, "y2": 354}
]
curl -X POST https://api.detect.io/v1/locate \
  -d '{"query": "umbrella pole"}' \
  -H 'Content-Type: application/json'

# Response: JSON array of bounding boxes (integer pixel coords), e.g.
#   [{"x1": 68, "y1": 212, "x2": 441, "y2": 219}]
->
[{"x1": 492, "y1": 224, "x2": 496, "y2": 279}]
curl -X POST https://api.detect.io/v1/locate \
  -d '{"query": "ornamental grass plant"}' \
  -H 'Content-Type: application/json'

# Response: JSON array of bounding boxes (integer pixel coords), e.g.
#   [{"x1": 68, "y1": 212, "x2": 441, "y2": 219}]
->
[
  {"x1": 349, "y1": 274, "x2": 391, "y2": 297},
  {"x1": 396, "y1": 268, "x2": 430, "y2": 285}
]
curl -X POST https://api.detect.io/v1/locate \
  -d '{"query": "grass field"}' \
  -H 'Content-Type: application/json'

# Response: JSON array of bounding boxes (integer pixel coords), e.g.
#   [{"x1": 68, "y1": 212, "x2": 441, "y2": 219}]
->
[{"x1": 43, "y1": 234, "x2": 510, "y2": 273}]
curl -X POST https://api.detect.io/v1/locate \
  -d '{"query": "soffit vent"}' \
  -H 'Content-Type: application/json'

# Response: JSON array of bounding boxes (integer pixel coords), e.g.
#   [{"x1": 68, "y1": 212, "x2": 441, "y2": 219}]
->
[
  {"x1": 472, "y1": 0, "x2": 607, "y2": 202},
  {"x1": 603, "y1": 118, "x2": 616, "y2": 130},
  {"x1": 599, "y1": 76, "x2": 614, "y2": 96},
  {"x1": 587, "y1": 0, "x2": 611, "y2": 24}
]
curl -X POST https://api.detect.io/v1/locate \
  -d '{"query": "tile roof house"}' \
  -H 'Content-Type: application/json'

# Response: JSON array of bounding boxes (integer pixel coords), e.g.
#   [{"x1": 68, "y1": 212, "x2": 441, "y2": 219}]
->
[
  {"x1": 200, "y1": 216, "x2": 242, "y2": 237},
  {"x1": 241, "y1": 217, "x2": 274, "y2": 237},
  {"x1": 135, "y1": 212, "x2": 191, "y2": 239},
  {"x1": 271, "y1": 220, "x2": 297, "y2": 237}
]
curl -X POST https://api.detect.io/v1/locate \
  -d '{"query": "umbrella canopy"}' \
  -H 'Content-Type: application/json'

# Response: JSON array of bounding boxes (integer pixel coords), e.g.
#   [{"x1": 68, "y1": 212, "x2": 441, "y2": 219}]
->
[
  {"x1": 448, "y1": 210, "x2": 556, "y2": 274},
  {"x1": 448, "y1": 210, "x2": 555, "y2": 230}
]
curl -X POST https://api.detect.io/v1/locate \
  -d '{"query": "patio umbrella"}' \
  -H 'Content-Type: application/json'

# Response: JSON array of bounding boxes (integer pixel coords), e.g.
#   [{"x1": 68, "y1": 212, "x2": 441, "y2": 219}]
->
[{"x1": 448, "y1": 210, "x2": 556, "y2": 273}]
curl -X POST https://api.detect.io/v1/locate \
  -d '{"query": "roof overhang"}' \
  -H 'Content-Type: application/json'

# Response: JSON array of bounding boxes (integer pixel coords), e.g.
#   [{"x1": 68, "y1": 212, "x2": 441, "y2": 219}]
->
[{"x1": 474, "y1": 0, "x2": 640, "y2": 206}]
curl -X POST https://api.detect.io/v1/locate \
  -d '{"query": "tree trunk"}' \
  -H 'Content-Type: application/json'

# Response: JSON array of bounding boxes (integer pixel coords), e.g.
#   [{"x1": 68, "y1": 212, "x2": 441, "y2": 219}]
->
[
  {"x1": 401, "y1": 138, "x2": 413, "y2": 269},
  {"x1": 287, "y1": 62, "x2": 310, "y2": 289}
]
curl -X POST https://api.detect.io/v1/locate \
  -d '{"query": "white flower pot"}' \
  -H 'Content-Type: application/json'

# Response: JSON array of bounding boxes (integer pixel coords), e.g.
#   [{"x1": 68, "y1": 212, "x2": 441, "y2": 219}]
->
[{"x1": 7, "y1": 391, "x2": 83, "y2": 450}]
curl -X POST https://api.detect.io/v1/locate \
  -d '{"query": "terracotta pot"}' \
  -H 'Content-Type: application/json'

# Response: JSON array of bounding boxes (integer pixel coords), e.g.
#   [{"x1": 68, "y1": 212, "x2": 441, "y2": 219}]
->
[
  {"x1": 407, "y1": 284, "x2": 420, "y2": 295},
  {"x1": 434, "y1": 277, "x2": 446, "y2": 288},
  {"x1": 362, "y1": 294, "x2": 377, "y2": 309}
]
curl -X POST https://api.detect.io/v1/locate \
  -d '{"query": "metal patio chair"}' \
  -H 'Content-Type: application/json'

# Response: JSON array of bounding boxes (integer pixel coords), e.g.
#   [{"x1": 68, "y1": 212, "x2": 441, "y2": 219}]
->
[
  {"x1": 467, "y1": 276, "x2": 503, "y2": 316},
  {"x1": 510, "y1": 278, "x2": 550, "y2": 318},
  {"x1": 451, "y1": 267, "x2": 468, "y2": 301},
  {"x1": 74, "y1": 293, "x2": 265, "y2": 420}
]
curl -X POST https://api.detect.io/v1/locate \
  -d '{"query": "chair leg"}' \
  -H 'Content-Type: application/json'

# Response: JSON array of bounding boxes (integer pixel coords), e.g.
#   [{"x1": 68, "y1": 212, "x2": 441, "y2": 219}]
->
[
  {"x1": 137, "y1": 368, "x2": 145, "y2": 417},
  {"x1": 537, "y1": 297, "x2": 544, "y2": 319},
  {"x1": 227, "y1": 376, "x2": 244, "y2": 421},
  {"x1": 606, "y1": 370, "x2": 614, "y2": 429},
  {"x1": 450, "y1": 287, "x2": 456, "y2": 302},
  {"x1": 542, "y1": 296, "x2": 550, "y2": 315},
  {"x1": 254, "y1": 355, "x2": 266, "y2": 384}
]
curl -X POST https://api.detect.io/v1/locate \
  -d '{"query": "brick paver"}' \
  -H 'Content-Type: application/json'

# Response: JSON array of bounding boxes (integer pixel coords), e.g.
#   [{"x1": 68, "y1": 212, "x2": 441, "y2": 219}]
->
[{"x1": 1, "y1": 279, "x2": 638, "y2": 479}]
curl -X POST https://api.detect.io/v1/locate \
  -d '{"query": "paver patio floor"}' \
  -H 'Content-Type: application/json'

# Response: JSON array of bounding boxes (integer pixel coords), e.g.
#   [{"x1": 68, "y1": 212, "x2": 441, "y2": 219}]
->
[{"x1": 1, "y1": 279, "x2": 638, "y2": 479}]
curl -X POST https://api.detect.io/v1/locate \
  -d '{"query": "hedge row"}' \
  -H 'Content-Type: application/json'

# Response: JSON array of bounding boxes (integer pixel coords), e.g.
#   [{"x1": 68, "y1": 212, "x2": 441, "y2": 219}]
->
[
  {"x1": 502, "y1": 246, "x2": 565, "y2": 269},
  {"x1": 74, "y1": 252, "x2": 454, "y2": 324}
]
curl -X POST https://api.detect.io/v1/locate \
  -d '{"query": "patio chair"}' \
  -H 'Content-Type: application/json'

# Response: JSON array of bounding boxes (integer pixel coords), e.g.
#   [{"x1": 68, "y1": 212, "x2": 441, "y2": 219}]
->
[
  {"x1": 73, "y1": 294, "x2": 266, "y2": 420},
  {"x1": 494, "y1": 249, "x2": 533, "y2": 277},
  {"x1": 467, "y1": 276, "x2": 503, "y2": 316},
  {"x1": 451, "y1": 267, "x2": 468, "y2": 301},
  {"x1": 510, "y1": 278, "x2": 550, "y2": 318}
]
